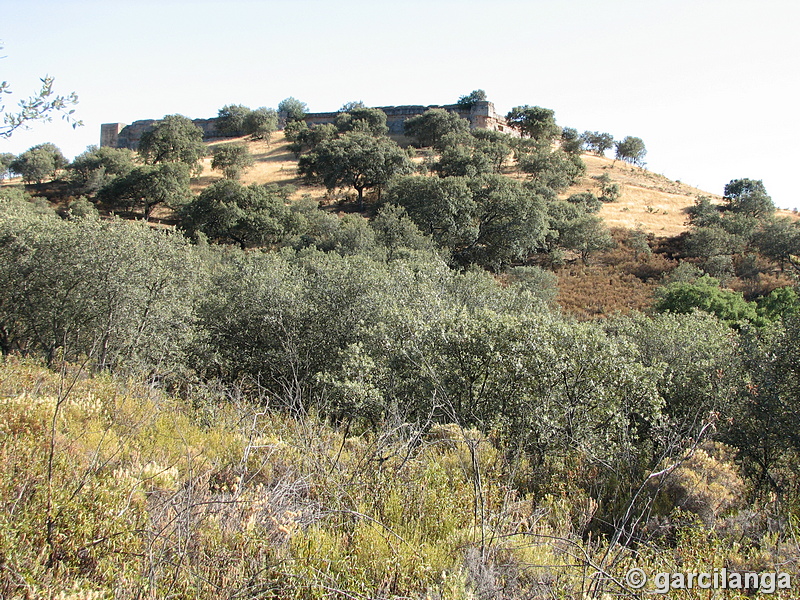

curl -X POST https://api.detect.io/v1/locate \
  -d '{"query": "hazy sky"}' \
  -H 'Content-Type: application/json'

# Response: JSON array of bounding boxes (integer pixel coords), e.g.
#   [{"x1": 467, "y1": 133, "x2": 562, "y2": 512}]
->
[{"x1": 2, "y1": 0, "x2": 798, "y2": 208}]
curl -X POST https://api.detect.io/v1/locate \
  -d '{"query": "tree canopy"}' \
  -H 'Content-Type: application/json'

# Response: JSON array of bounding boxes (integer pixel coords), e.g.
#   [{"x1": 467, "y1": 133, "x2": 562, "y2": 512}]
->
[
  {"x1": 334, "y1": 107, "x2": 389, "y2": 137},
  {"x1": 0, "y1": 152, "x2": 14, "y2": 179},
  {"x1": 456, "y1": 89, "x2": 487, "y2": 108},
  {"x1": 69, "y1": 146, "x2": 137, "y2": 193},
  {"x1": 278, "y1": 97, "x2": 308, "y2": 123},
  {"x1": 99, "y1": 162, "x2": 192, "y2": 220},
  {"x1": 9, "y1": 143, "x2": 68, "y2": 183},
  {"x1": 723, "y1": 178, "x2": 775, "y2": 218},
  {"x1": 244, "y1": 107, "x2": 278, "y2": 140},
  {"x1": 505, "y1": 105, "x2": 560, "y2": 141},
  {"x1": 387, "y1": 173, "x2": 549, "y2": 269},
  {"x1": 179, "y1": 179, "x2": 294, "y2": 248},
  {"x1": 581, "y1": 131, "x2": 615, "y2": 155},
  {"x1": 298, "y1": 132, "x2": 413, "y2": 209},
  {"x1": 215, "y1": 104, "x2": 252, "y2": 137},
  {"x1": 211, "y1": 143, "x2": 255, "y2": 180},
  {"x1": 137, "y1": 114, "x2": 206, "y2": 175},
  {"x1": 614, "y1": 136, "x2": 647, "y2": 166},
  {"x1": 404, "y1": 108, "x2": 471, "y2": 149}
]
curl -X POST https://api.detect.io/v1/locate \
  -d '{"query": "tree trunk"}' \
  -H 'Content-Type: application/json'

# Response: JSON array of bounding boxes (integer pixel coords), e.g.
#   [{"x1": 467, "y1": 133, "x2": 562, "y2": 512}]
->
[{"x1": 356, "y1": 186, "x2": 364, "y2": 211}]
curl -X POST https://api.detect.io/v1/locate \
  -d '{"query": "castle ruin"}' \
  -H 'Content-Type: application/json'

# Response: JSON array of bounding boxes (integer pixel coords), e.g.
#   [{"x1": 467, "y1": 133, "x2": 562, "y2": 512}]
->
[{"x1": 100, "y1": 101, "x2": 515, "y2": 149}]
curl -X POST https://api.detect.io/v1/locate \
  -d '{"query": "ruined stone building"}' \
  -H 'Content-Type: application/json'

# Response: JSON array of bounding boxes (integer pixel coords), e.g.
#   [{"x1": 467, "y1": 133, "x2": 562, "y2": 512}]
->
[{"x1": 100, "y1": 101, "x2": 515, "y2": 149}]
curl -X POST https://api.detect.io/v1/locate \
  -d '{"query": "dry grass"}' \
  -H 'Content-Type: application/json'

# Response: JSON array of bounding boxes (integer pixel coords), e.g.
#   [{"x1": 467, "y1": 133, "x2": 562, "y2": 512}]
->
[
  {"x1": 556, "y1": 264, "x2": 658, "y2": 319},
  {"x1": 562, "y1": 153, "x2": 799, "y2": 237},
  {"x1": 194, "y1": 133, "x2": 329, "y2": 202},
  {"x1": 193, "y1": 139, "x2": 800, "y2": 238},
  {"x1": 562, "y1": 154, "x2": 718, "y2": 238}
]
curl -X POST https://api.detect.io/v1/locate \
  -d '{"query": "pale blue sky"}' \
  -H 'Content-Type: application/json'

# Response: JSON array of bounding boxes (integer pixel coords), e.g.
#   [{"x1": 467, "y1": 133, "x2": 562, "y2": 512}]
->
[{"x1": 2, "y1": 0, "x2": 798, "y2": 208}]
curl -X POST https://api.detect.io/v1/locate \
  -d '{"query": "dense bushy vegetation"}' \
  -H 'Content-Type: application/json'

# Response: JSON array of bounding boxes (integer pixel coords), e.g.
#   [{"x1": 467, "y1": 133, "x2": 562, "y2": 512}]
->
[{"x1": 2, "y1": 93, "x2": 800, "y2": 598}]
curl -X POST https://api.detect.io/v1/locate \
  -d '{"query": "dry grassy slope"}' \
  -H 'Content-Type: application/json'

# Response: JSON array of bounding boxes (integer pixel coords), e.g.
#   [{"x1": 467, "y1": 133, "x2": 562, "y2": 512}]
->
[
  {"x1": 561, "y1": 154, "x2": 718, "y2": 237},
  {"x1": 560, "y1": 153, "x2": 797, "y2": 237},
  {"x1": 195, "y1": 134, "x2": 328, "y2": 202},
  {"x1": 197, "y1": 134, "x2": 798, "y2": 237}
]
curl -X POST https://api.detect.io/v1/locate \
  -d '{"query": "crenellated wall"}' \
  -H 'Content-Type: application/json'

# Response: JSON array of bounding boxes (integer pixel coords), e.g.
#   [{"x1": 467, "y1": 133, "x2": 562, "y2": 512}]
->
[{"x1": 101, "y1": 101, "x2": 516, "y2": 149}]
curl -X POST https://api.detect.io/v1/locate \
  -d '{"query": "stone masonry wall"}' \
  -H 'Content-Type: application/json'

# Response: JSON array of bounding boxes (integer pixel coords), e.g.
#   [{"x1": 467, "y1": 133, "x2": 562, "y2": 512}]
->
[
  {"x1": 101, "y1": 101, "x2": 517, "y2": 149},
  {"x1": 105, "y1": 118, "x2": 222, "y2": 150}
]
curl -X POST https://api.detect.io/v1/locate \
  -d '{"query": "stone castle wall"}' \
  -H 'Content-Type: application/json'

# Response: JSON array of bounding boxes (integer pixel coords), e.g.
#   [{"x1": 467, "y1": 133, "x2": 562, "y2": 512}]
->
[
  {"x1": 300, "y1": 101, "x2": 514, "y2": 135},
  {"x1": 101, "y1": 101, "x2": 516, "y2": 149},
  {"x1": 102, "y1": 118, "x2": 222, "y2": 150}
]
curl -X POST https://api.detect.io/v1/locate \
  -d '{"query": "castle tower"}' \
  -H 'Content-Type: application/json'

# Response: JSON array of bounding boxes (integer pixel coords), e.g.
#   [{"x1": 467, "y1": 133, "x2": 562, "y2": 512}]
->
[{"x1": 100, "y1": 123, "x2": 127, "y2": 148}]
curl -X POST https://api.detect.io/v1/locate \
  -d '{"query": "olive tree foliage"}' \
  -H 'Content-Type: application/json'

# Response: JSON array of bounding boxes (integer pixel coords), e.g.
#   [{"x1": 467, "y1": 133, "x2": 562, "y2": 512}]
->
[
  {"x1": 434, "y1": 129, "x2": 512, "y2": 177},
  {"x1": 563, "y1": 215, "x2": 614, "y2": 264},
  {"x1": 581, "y1": 131, "x2": 615, "y2": 155},
  {"x1": 215, "y1": 104, "x2": 251, "y2": 136},
  {"x1": 593, "y1": 173, "x2": 621, "y2": 203},
  {"x1": 755, "y1": 217, "x2": 800, "y2": 273},
  {"x1": 386, "y1": 173, "x2": 549, "y2": 269},
  {"x1": 722, "y1": 178, "x2": 775, "y2": 219},
  {"x1": 339, "y1": 100, "x2": 366, "y2": 112},
  {"x1": 505, "y1": 105, "x2": 561, "y2": 141},
  {"x1": 369, "y1": 203, "x2": 435, "y2": 260},
  {"x1": 684, "y1": 225, "x2": 748, "y2": 262},
  {"x1": 471, "y1": 129, "x2": 513, "y2": 168},
  {"x1": 68, "y1": 145, "x2": 137, "y2": 193},
  {"x1": 606, "y1": 311, "x2": 741, "y2": 434},
  {"x1": 137, "y1": 114, "x2": 206, "y2": 175},
  {"x1": 566, "y1": 192, "x2": 602, "y2": 213},
  {"x1": 179, "y1": 180, "x2": 296, "y2": 249},
  {"x1": 298, "y1": 132, "x2": 413, "y2": 209},
  {"x1": 723, "y1": 317, "x2": 800, "y2": 497},
  {"x1": 560, "y1": 127, "x2": 584, "y2": 155},
  {"x1": 215, "y1": 104, "x2": 278, "y2": 141},
  {"x1": 456, "y1": 89, "x2": 487, "y2": 108},
  {"x1": 323, "y1": 293, "x2": 664, "y2": 502},
  {"x1": 190, "y1": 250, "x2": 399, "y2": 406},
  {"x1": 0, "y1": 201, "x2": 198, "y2": 372},
  {"x1": 505, "y1": 265, "x2": 559, "y2": 305},
  {"x1": 244, "y1": 107, "x2": 278, "y2": 140},
  {"x1": 9, "y1": 143, "x2": 68, "y2": 183},
  {"x1": 544, "y1": 200, "x2": 614, "y2": 264},
  {"x1": 66, "y1": 197, "x2": 100, "y2": 220},
  {"x1": 1, "y1": 152, "x2": 15, "y2": 178},
  {"x1": 334, "y1": 107, "x2": 389, "y2": 137},
  {"x1": 517, "y1": 140, "x2": 585, "y2": 192},
  {"x1": 211, "y1": 143, "x2": 254, "y2": 180},
  {"x1": 99, "y1": 162, "x2": 192, "y2": 220},
  {"x1": 682, "y1": 180, "x2": 786, "y2": 281},
  {"x1": 434, "y1": 144, "x2": 493, "y2": 178},
  {"x1": 403, "y1": 108, "x2": 471, "y2": 148},
  {"x1": 0, "y1": 44, "x2": 82, "y2": 138},
  {"x1": 194, "y1": 241, "x2": 662, "y2": 475},
  {"x1": 614, "y1": 136, "x2": 647, "y2": 166},
  {"x1": 285, "y1": 121, "x2": 337, "y2": 157},
  {"x1": 278, "y1": 97, "x2": 308, "y2": 123}
]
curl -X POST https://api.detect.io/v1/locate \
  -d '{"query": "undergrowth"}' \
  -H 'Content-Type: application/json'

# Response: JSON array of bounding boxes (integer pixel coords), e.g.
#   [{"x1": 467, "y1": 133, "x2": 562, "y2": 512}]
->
[{"x1": 0, "y1": 358, "x2": 796, "y2": 599}]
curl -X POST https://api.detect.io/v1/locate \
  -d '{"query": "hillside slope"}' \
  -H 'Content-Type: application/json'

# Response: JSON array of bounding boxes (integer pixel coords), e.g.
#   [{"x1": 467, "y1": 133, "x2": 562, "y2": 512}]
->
[
  {"x1": 196, "y1": 133, "x2": 798, "y2": 238},
  {"x1": 563, "y1": 154, "x2": 718, "y2": 237}
]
